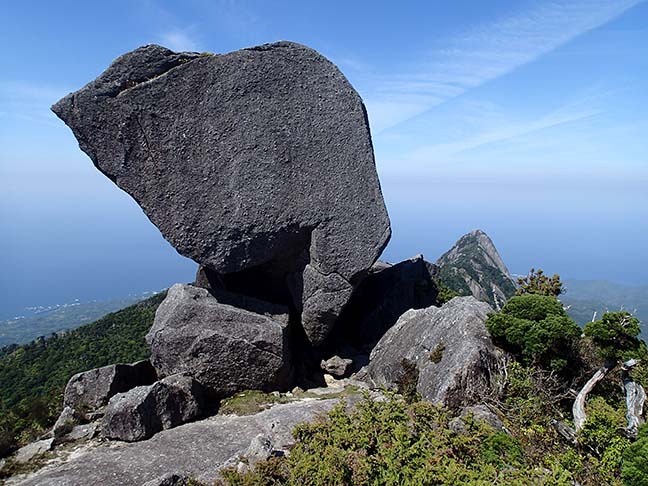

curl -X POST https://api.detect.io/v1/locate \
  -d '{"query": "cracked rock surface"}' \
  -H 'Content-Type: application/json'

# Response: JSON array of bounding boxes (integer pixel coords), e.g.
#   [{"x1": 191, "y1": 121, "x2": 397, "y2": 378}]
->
[
  {"x1": 146, "y1": 284, "x2": 293, "y2": 398},
  {"x1": 52, "y1": 42, "x2": 391, "y2": 345}
]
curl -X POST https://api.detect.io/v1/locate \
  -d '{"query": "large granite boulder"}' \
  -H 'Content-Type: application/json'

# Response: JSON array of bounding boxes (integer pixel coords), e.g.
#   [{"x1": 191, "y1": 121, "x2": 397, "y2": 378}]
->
[
  {"x1": 366, "y1": 297, "x2": 501, "y2": 407},
  {"x1": 102, "y1": 374, "x2": 206, "y2": 442},
  {"x1": 63, "y1": 360, "x2": 157, "y2": 410},
  {"x1": 146, "y1": 284, "x2": 293, "y2": 398},
  {"x1": 52, "y1": 42, "x2": 391, "y2": 345}
]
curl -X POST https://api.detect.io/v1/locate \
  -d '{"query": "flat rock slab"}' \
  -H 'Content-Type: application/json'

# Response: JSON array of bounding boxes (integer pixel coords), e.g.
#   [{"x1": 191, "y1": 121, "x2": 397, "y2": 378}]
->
[
  {"x1": 10, "y1": 397, "x2": 351, "y2": 486},
  {"x1": 52, "y1": 42, "x2": 391, "y2": 345}
]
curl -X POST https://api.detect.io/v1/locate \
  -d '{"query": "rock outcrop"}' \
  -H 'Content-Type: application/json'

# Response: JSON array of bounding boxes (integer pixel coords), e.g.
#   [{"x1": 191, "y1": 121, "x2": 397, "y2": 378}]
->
[
  {"x1": 366, "y1": 297, "x2": 501, "y2": 407},
  {"x1": 102, "y1": 374, "x2": 206, "y2": 442},
  {"x1": 52, "y1": 42, "x2": 390, "y2": 345},
  {"x1": 436, "y1": 230, "x2": 515, "y2": 310},
  {"x1": 14, "y1": 393, "x2": 362, "y2": 486},
  {"x1": 146, "y1": 284, "x2": 292, "y2": 398},
  {"x1": 334, "y1": 255, "x2": 440, "y2": 347},
  {"x1": 63, "y1": 360, "x2": 157, "y2": 410}
]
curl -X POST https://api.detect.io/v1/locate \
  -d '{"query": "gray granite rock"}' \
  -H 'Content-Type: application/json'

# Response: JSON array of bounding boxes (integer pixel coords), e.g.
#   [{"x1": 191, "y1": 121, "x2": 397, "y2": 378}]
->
[
  {"x1": 102, "y1": 374, "x2": 206, "y2": 442},
  {"x1": 461, "y1": 405, "x2": 507, "y2": 432},
  {"x1": 63, "y1": 360, "x2": 157, "y2": 410},
  {"x1": 141, "y1": 473, "x2": 192, "y2": 486},
  {"x1": 13, "y1": 395, "x2": 359, "y2": 486},
  {"x1": 52, "y1": 42, "x2": 391, "y2": 345},
  {"x1": 320, "y1": 356, "x2": 353, "y2": 378},
  {"x1": 235, "y1": 434, "x2": 274, "y2": 473},
  {"x1": 52, "y1": 406, "x2": 79, "y2": 442},
  {"x1": 366, "y1": 297, "x2": 501, "y2": 407},
  {"x1": 146, "y1": 284, "x2": 292, "y2": 398},
  {"x1": 13, "y1": 438, "x2": 53, "y2": 464}
]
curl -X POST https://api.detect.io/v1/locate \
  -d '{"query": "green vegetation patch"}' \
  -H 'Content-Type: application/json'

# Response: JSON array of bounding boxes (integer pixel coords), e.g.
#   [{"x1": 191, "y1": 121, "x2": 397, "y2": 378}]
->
[{"x1": 0, "y1": 293, "x2": 164, "y2": 456}]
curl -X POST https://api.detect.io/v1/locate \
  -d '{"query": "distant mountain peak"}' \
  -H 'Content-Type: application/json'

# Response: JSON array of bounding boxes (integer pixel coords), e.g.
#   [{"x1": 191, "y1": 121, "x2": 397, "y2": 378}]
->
[{"x1": 436, "y1": 229, "x2": 516, "y2": 310}]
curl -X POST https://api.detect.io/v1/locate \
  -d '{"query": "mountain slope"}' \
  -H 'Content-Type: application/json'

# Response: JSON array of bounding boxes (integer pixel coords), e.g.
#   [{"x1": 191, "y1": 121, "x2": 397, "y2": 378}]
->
[
  {"x1": 562, "y1": 279, "x2": 648, "y2": 339},
  {"x1": 436, "y1": 229, "x2": 516, "y2": 309},
  {"x1": 0, "y1": 294, "x2": 151, "y2": 348},
  {"x1": 0, "y1": 293, "x2": 165, "y2": 454}
]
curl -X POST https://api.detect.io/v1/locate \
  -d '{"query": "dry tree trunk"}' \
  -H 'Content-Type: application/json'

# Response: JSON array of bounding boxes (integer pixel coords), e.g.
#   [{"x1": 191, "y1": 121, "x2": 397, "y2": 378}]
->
[
  {"x1": 573, "y1": 361, "x2": 615, "y2": 432},
  {"x1": 621, "y1": 359, "x2": 646, "y2": 439}
]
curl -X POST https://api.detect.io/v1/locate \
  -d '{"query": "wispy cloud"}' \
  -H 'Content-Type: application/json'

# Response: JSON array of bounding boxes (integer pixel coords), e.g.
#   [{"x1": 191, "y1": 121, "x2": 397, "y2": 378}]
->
[
  {"x1": 0, "y1": 81, "x2": 70, "y2": 127},
  {"x1": 363, "y1": 0, "x2": 643, "y2": 133},
  {"x1": 159, "y1": 28, "x2": 201, "y2": 52},
  {"x1": 406, "y1": 105, "x2": 602, "y2": 164}
]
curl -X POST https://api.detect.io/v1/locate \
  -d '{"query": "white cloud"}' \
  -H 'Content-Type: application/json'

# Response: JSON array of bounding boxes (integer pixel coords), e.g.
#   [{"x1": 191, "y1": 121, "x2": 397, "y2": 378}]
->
[
  {"x1": 364, "y1": 0, "x2": 643, "y2": 133},
  {"x1": 159, "y1": 29, "x2": 201, "y2": 52}
]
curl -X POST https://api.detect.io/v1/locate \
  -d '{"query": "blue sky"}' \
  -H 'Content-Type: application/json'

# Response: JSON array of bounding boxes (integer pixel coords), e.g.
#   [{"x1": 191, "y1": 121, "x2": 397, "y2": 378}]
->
[{"x1": 1, "y1": 0, "x2": 647, "y2": 316}]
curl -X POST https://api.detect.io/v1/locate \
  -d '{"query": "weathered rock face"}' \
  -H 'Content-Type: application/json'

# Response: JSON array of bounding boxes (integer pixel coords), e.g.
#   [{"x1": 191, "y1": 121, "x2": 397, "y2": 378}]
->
[
  {"x1": 63, "y1": 360, "x2": 157, "y2": 410},
  {"x1": 366, "y1": 297, "x2": 501, "y2": 407},
  {"x1": 146, "y1": 284, "x2": 293, "y2": 398},
  {"x1": 436, "y1": 230, "x2": 515, "y2": 310},
  {"x1": 334, "y1": 255, "x2": 440, "y2": 348},
  {"x1": 52, "y1": 42, "x2": 391, "y2": 345},
  {"x1": 102, "y1": 374, "x2": 206, "y2": 442}
]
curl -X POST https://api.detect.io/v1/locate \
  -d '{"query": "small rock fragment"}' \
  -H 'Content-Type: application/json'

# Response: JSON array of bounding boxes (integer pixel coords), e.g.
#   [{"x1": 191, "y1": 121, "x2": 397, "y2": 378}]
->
[
  {"x1": 52, "y1": 406, "x2": 79, "y2": 442},
  {"x1": 141, "y1": 473, "x2": 193, "y2": 486},
  {"x1": 320, "y1": 356, "x2": 354, "y2": 378}
]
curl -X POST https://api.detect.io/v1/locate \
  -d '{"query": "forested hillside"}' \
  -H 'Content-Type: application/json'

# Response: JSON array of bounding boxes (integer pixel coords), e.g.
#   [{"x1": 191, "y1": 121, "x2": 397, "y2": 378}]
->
[{"x1": 0, "y1": 293, "x2": 164, "y2": 455}]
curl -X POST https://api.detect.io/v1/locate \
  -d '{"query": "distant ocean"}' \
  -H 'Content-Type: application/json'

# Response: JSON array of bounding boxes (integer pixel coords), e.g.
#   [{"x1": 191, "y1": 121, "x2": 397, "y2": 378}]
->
[{"x1": 1, "y1": 169, "x2": 646, "y2": 320}]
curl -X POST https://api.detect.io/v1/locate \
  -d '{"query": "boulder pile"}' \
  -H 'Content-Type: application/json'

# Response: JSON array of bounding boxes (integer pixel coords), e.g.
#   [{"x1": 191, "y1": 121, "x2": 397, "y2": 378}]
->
[{"x1": 50, "y1": 41, "x2": 504, "y2": 446}]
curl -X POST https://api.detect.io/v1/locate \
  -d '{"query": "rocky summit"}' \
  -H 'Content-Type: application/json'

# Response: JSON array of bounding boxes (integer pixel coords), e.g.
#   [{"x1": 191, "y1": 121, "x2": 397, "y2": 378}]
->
[
  {"x1": 5, "y1": 39, "x2": 542, "y2": 485},
  {"x1": 52, "y1": 42, "x2": 391, "y2": 346},
  {"x1": 436, "y1": 229, "x2": 516, "y2": 310}
]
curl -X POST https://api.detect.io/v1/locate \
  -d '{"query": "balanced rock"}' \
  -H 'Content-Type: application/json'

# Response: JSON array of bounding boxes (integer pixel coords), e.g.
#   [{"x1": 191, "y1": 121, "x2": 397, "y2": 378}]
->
[
  {"x1": 52, "y1": 42, "x2": 391, "y2": 345},
  {"x1": 63, "y1": 359, "x2": 157, "y2": 410},
  {"x1": 146, "y1": 284, "x2": 292, "y2": 398},
  {"x1": 366, "y1": 297, "x2": 500, "y2": 407},
  {"x1": 102, "y1": 374, "x2": 206, "y2": 442}
]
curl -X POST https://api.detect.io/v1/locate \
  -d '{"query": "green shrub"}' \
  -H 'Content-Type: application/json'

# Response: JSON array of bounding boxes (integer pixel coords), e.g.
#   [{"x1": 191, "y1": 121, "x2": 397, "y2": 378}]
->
[
  {"x1": 515, "y1": 268, "x2": 564, "y2": 297},
  {"x1": 486, "y1": 294, "x2": 581, "y2": 370},
  {"x1": 219, "y1": 394, "x2": 577, "y2": 486},
  {"x1": 584, "y1": 312, "x2": 646, "y2": 363},
  {"x1": 622, "y1": 424, "x2": 648, "y2": 486},
  {"x1": 395, "y1": 358, "x2": 420, "y2": 404}
]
